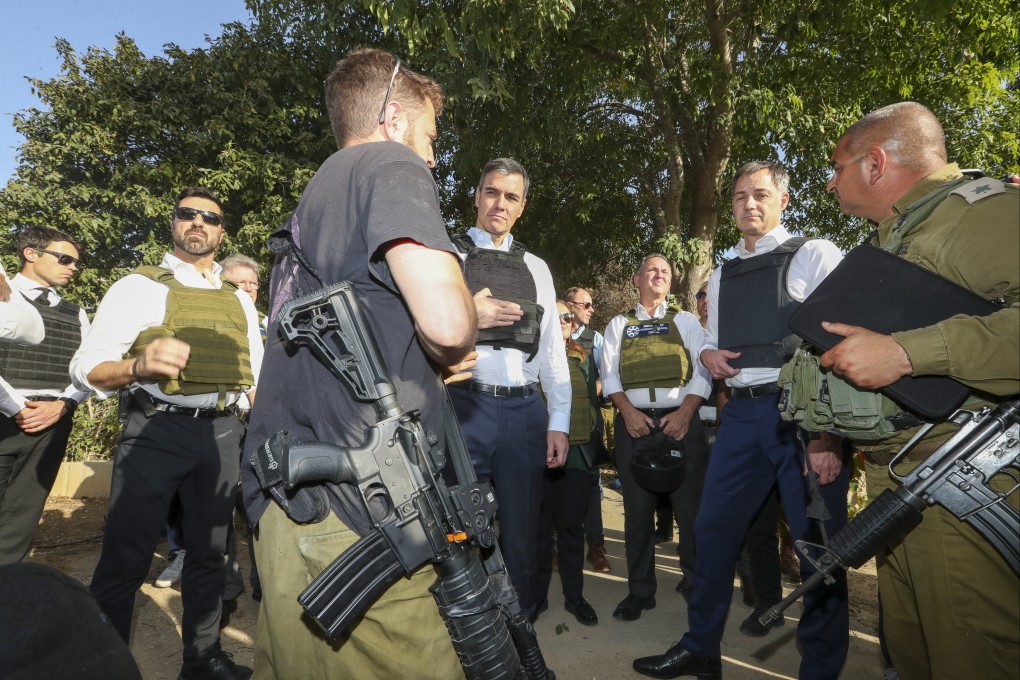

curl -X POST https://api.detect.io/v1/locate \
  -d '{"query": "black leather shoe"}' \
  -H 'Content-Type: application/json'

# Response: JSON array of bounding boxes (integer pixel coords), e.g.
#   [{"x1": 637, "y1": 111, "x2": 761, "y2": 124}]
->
[
  {"x1": 613, "y1": 594, "x2": 656, "y2": 621},
  {"x1": 178, "y1": 650, "x2": 253, "y2": 680},
  {"x1": 739, "y1": 605, "x2": 785, "y2": 637},
  {"x1": 633, "y1": 642, "x2": 722, "y2": 679},
  {"x1": 565, "y1": 597, "x2": 598, "y2": 626}
]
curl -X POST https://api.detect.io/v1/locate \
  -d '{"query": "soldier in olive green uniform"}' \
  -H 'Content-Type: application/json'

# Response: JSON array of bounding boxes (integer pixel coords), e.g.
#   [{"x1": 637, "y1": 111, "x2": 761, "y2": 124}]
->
[{"x1": 822, "y1": 102, "x2": 1018, "y2": 680}]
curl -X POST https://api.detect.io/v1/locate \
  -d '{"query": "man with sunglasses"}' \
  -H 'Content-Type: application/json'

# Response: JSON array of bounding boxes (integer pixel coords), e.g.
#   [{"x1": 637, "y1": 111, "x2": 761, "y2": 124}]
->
[
  {"x1": 0, "y1": 226, "x2": 90, "y2": 565},
  {"x1": 600, "y1": 254, "x2": 712, "y2": 623},
  {"x1": 238, "y1": 49, "x2": 475, "y2": 679},
  {"x1": 447, "y1": 157, "x2": 571, "y2": 622},
  {"x1": 72, "y1": 187, "x2": 262, "y2": 680}
]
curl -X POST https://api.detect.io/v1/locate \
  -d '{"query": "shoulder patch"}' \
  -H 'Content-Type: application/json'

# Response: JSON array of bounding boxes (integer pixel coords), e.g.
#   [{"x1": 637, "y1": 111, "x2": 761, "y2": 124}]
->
[{"x1": 950, "y1": 178, "x2": 1006, "y2": 204}]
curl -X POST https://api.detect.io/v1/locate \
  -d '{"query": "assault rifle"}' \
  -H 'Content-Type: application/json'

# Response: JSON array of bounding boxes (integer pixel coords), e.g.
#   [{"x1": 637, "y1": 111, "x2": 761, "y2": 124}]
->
[
  {"x1": 761, "y1": 400, "x2": 1020, "y2": 626},
  {"x1": 265, "y1": 281, "x2": 554, "y2": 680}
]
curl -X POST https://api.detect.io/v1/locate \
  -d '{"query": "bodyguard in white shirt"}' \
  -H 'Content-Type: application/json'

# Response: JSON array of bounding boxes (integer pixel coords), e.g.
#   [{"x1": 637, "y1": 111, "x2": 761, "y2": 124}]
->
[{"x1": 0, "y1": 227, "x2": 90, "y2": 564}]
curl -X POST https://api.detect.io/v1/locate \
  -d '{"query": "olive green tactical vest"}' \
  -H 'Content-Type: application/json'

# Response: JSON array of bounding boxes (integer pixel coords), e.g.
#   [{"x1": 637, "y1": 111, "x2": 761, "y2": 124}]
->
[
  {"x1": 127, "y1": 265, "x2": 254, "y2": 400},
  {"x1": 567, "y1": 353, "x2": 597, "y2": 445},
  {"x1": 620, "y1": 306, "x2": 692, "y2": 402}
]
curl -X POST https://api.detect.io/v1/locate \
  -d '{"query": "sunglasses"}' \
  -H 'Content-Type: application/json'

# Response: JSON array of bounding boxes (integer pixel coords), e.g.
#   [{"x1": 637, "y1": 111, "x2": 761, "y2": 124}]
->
[
  {"x1": 35, "y1": 249, "x2": 84, "y2": 268},
  {"x1": 174, "y1": 206, "x2": 224, "y2": 226},
  {"x1": 377, "y1": 56, "x2": 402, "y2": 125},
  {"x1": 569, "y1": 300, "x2": 594, "y2": 310},
  {"x1": 559, "y1": 312, "x2": 576, "y2": 323},
  {"x1": 695, "y1": 291, "x2": 707, "y2": 300}
]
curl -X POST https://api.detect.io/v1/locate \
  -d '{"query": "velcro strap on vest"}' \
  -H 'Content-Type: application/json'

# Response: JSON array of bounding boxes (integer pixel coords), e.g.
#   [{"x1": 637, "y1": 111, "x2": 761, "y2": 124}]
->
[{"x1": 251, "y1": 431, "x2": 330, "y2": 525}]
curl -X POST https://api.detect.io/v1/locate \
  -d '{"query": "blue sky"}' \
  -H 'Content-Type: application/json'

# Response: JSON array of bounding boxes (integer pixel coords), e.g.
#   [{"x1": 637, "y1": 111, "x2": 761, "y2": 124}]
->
[{"x1": 0, "y1": 0, "x2": 252, "y2": 183}]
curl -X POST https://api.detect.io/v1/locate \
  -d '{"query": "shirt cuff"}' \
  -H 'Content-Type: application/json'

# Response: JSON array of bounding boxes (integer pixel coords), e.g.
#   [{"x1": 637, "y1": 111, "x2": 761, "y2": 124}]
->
[
  {"x1": 891, "y1": 326, "x2": 949, "y2": 377},
  {"x1": 547, "y1": 411, "x2": 570, "y2": 434}
]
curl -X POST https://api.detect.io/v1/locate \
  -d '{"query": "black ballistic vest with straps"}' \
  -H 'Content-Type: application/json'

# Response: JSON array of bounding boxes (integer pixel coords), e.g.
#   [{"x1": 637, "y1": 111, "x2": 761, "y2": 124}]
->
[
  {"x1": 718, "y1": 237, "x2": 813, "y2": 369},
  {"x1": 453, "y1": 234, "x2": 544, "y2": 360},
  {"x1": 0, "y1": 292, "x2": 82, "y2": 390},
  {"x1": 575, "y1": 326, "x2": 596, "y2": 351}
]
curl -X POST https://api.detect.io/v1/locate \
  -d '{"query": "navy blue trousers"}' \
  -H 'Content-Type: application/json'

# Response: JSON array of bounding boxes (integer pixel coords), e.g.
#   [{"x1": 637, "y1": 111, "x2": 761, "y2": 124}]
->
[
  {"x1": 680, "y1": 393, "x2": 849, "y2": 680},
  {"x1": 449, "y1": 387, "x2": 548, "y2": 617}
]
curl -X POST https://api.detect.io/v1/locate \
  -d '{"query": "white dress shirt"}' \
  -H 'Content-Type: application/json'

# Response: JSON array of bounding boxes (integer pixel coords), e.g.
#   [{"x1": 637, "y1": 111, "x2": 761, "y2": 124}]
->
[
  {"x1": 71, "y1": 253, "x2": 263, "y2": 408},
  {"x1": 701, "y1": 225, "x2": 843, "y2": 388},
  {"x1": 0, "y1": 273, "x2": 91, "y2": 417},
  {"x1": 460, "y1": 227, "x2": 571, "y2": 434},
  {"x1": 0, "y1": 261, "x2": 43, "y2": 345},
  {"x1": 602, "y1": 299, "x2": 713, "y2": 408}
]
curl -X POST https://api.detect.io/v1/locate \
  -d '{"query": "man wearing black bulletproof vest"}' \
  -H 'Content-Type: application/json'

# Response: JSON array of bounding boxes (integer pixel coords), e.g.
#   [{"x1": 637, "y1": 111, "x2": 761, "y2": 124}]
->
[
  {"x1": 0, "y1": 226, "x2": 90, "y2": 564},
  {"x1": 448, "y1": 157, "x2": 572, "y2": 622},
  {"x1": 633, "y1": 161, "x2": 848, "y2": 679}
]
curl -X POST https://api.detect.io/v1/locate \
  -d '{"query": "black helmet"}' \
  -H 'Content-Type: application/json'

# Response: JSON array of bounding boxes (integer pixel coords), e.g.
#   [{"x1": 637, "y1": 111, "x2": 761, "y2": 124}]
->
[{"x1": 630, "y1": 450, "x2": 686, "y2": 494}]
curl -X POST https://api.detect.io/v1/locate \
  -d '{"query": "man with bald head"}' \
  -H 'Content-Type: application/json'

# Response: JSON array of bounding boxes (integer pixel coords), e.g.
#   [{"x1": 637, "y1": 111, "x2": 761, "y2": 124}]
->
[{"x1": 822, "y1": 102, "x2": 1018, "y2": 679}]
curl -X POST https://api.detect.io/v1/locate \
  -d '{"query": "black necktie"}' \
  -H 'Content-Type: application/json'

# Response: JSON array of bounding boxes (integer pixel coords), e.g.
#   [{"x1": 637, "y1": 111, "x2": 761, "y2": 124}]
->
[{"x1": 36, "y1": 288, "x2": 52, "y2": 306}]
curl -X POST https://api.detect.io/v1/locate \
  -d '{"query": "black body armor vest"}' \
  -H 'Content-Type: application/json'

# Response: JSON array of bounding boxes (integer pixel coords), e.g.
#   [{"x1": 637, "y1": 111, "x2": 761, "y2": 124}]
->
[
  {"x1": 0, "y1": 292, "x2": 82, "y2": 390},
  {"x1": 454, "y1": 234, "x2": 544, "y2": 360},
  {"x1": 574, "y1": 326, "x2": 596, "y2": 351},
  {"x1": 718, "y1": 237, "x2": 812, "y2": 369}
]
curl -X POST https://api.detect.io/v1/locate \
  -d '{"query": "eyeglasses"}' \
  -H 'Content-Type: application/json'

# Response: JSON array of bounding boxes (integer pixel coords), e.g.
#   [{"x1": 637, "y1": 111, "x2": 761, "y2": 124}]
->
[
  {"x1": 377, "y1": 56, "x2": 402, "y2": 125},
  {"x1": 559, "y1": 312, "x2": 576, "y2": 323},
  {"x1": 695, "y1": 291, "x2": 707, "y2": 300},
  {"x1": 174, "y1": 206, "x2": 224, "y2": 226},
  {"x1": 234, "y1": 280, "x2": 260, "y2": 291},
  {"x1": 34, "y1": 249, "x2": 84, "y2": 268},
  {"x1": 569, "y1": 300, "x2": 593, "y2": 310}
]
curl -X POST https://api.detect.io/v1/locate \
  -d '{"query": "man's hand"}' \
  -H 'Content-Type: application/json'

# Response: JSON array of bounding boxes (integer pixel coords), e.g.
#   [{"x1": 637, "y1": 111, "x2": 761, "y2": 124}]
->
[
  {"x1": 659, "y1": 401, "x2": 699, "y2": 440},
  {"x1": 819, "y1": 322, "x2": 913, "y2": 389},
  {"x1": 0, "y1": 274, "x2": 10, "y2": 302},
  {"x1": 474, "y1": 288, "x2": 523, "y2": 330},
  {"x1": 700, "y1": 348, "x2": 741, "y2": 380},
  {"x1": 618, "y1": 403, "x2": 654, "y2": 438},
  {"x1": 443, "y1": 350, "x2": 478, "y2": 385},
  {"x1": 804, "y1": 431, "x2": 843, "y2": 485},
  {"x1": 546, "y1": 430, "x2": 569, "y2": 468},
  {"x1": 135, "y1": 337, "x2": 191, "y2": 380},
  {"x1": 15, "y1": 400, "x2": 67, "y2": 433}
]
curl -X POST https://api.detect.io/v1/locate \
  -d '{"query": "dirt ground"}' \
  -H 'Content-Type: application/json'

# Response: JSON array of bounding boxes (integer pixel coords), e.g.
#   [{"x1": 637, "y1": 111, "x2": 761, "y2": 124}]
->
[{"x1": 29, "y1": 493, "x2": 881, "y2": 679}]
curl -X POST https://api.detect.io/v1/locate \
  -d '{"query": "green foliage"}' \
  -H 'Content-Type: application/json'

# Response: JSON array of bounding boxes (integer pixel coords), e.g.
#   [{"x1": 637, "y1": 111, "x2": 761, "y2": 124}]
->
[{"x1": 65, "y1": 398, "x2": 120, "y2": 462}]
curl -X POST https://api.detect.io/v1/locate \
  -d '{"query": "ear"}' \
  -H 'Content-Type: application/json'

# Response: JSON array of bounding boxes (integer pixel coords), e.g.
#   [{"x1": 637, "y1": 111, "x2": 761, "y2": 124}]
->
[
  {"x1": 778, "y1": 192, "x2": 790, "y2": 212},
  {"x1": 22, "y1": 247, "x2": 37, "y2": 264},
  {"x1": 380, "y1": 101, "x2": 404, "y2": 142},
  {"x1": 632, "y1": 273, "x2": 640, "y2": 288},
  {"x1": 864, "y1": 146, "x2": 888, "y2": 186},
  {"x1": 474, "y1": 188, "x2": 481, "y2": 210}
]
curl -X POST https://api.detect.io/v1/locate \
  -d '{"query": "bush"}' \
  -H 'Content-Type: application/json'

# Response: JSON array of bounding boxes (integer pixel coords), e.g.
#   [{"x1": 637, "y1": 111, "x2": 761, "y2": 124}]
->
[{"x1": 65, "y1": 397, "x2": 121, "y2": 462}]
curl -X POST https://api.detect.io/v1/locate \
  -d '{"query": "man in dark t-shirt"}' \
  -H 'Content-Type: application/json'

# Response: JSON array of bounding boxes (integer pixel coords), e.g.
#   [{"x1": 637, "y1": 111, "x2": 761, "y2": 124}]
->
[{"x1": 240, "y1": 48, "x2": 476, "y2": 679}]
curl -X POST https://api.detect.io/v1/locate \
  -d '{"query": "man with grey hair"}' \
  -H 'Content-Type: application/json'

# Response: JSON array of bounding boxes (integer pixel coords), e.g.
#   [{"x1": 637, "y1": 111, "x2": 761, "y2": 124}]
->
[
  {"x1": 822, "y1": 101, "x2": 1018, "y2": 679},
  {"x1": 448, "y1": 157, "x2": 571, "y2": 622},
  {"x1": 600, "y1": 253, "x2": 712, "y2": 622},
  {"x1": 634, "y1": 161, "x2": 848, "y2": 679}
]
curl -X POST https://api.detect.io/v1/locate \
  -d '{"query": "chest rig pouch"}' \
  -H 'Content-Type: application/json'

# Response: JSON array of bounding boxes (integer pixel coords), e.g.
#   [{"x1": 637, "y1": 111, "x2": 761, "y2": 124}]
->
[
  {"x1": 620, "y1": 306, "x2": 692, "y2": 402},
  {"x1": 453, "y1": 234, "x2": 544, "y2": 361},
  {"x1": 127, "y1": 265, "x2": 254, "y2": 403}
]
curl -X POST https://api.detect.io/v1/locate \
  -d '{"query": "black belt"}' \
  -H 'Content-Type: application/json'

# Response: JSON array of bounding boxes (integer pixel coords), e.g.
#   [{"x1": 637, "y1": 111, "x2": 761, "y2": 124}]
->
[
  {"x1": 460, "y1": 381, "x2": 538, "y2": 398},
  {"x1": 132, "y1": 391, "x2": 236, "y2": 419},
  {"x1": 731, "y1": 382, "x2": 781, "y2": 399},
  {"x1": 638, "y1": 407, "x2": 679, "y2": 418}
]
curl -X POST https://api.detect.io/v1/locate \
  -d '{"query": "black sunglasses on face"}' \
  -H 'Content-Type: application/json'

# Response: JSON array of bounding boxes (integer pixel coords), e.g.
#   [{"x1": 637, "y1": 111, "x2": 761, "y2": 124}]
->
[
  {"x1": 570, "y1": 300, "x2": 593, "y2": 310},
  {"x1": 559, "y1": 312, "x2": 576, "y2": 323},
  {"x1": 377, "y1": 56, "x2": 402, "y2": 125},
  {"x1": 174, "y1": 206, "x2": 224, "y2": 226},
  {"x1": 35, "y1": 249, "x2": 84, "y2": 268},
  {"x1": 695, "y1": 291, "x2": 707, "y2": 300}
]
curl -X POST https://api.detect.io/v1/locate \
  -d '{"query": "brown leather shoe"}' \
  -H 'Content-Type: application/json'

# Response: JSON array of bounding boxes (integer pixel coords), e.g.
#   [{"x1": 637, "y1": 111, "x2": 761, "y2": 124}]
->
[{"x1": 586, "y1": 544, "x2": 612, "y2": 573}]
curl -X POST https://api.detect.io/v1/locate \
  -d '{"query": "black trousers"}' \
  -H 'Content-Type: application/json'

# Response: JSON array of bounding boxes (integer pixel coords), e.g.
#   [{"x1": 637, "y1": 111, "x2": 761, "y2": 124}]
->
[
  {"x1": 614, "y1": 413, "x2": 710, "y2": 599},
  {"x1": 0, "y1": 409, "x2": 75, "y2": 564},
  {"x1": 90, "y1": 408, "x2": 244, "y2": 662},
  {"x1": 735, "y1": 485, "x2": 783, "y2": 606},
  {"x1": 537, "y1": 466, "x2": 597, "y2": 603}
]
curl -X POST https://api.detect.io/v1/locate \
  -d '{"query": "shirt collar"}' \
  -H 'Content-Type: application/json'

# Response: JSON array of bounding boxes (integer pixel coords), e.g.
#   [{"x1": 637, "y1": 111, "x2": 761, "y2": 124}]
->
[
  {"x1": 734, "y1": 224, "x2": 792, "y2": 259},
  {"x1": 467, "y1": 226, "x2": 514, "y2": 252},
  {"x1": 12, "y1": 273, "x2": 57, "y2": 302},
  {"x1": 635, "y1": 299, "x2": 669, "y2": 320},
  {"x1": 160, "y1": 252, "x2": 223, "y2": 278},
  {"x1": 888, "y1": 163, "x2": 963, "y2": 224}
]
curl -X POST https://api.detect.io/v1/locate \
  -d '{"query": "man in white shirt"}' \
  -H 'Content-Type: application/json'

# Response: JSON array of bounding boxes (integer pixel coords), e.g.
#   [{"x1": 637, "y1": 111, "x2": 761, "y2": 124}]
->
[
  {"x1": 0, "y1": 227, "x2": 90, "y2": 564},
  {"x1": 71, "y1": 187, "x2": 262, "y2": 680},
  {"x1": 634, "y1": 161, "x2": 848, "y2": 679},
  {"x1": 448, "y1": 157, "x2": 571, "y2": 621},
  {"x1": 601, "y1": 254, "x2": 712, "y2": 621}
]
